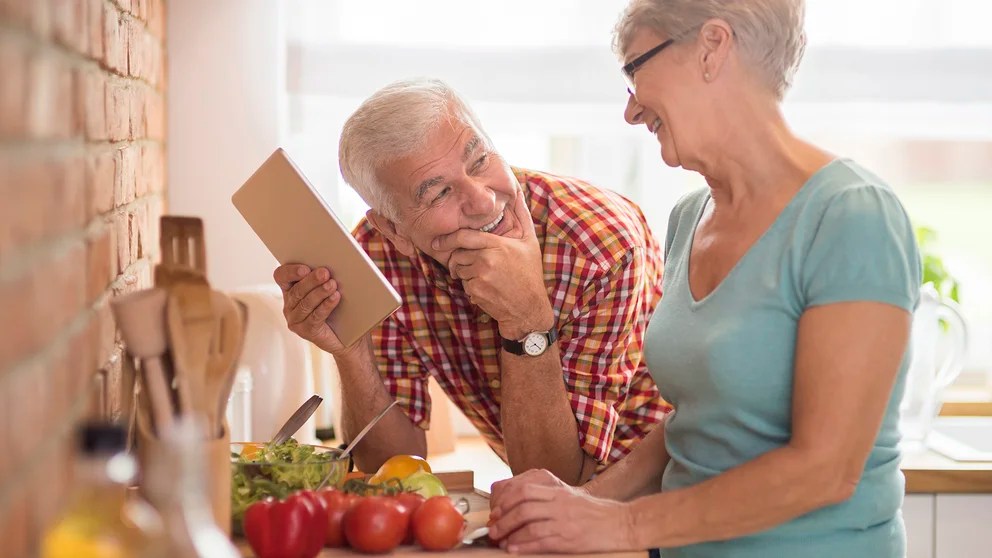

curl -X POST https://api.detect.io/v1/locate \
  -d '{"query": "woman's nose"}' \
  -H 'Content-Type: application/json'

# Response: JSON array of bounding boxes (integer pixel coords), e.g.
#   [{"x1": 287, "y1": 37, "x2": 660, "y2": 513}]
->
[{"x1": 624, "y1": 91, "x2": 644, "y2": 125}]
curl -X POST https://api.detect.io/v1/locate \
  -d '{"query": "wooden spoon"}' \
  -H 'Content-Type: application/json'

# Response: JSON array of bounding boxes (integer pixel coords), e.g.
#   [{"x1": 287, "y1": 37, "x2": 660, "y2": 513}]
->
[{"x1": 111, "y1": 289, "x2": 174, "y2": 433}]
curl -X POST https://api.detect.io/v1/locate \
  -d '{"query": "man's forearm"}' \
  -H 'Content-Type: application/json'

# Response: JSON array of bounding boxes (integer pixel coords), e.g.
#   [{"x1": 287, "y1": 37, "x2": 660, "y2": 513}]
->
[
  {"x1": 334, "y1": 342, "x2": 426, "y2": 473},
  {"x1": 499, "y1": 344, "x2": 595, "y2": 485}
]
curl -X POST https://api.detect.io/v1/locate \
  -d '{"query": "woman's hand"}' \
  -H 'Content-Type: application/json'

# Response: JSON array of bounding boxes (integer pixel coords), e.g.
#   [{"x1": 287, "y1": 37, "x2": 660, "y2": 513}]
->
[{"x1": 488, "y1": 470, "x2": 639, "y2": 554}]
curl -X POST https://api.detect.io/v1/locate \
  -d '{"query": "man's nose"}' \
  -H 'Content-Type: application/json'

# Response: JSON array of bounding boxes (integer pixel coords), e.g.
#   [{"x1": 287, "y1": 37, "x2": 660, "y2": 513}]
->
[
  {"x1": 624, "y1": 92, "x2": 644, "y2": 125},
  {"x1": 462, "y1": 179, "x2": 496, "y2": 217}
]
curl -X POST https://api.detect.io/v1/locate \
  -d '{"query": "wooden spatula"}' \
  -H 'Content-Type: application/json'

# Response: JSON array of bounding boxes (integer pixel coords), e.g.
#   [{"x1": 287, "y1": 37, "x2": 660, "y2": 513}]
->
[
  {"x1": 158, "y1": 216, "x2": 216, "y2": 420},
  {"x1": 204, "y1": 291, "x2": 247, "y2": 438}
]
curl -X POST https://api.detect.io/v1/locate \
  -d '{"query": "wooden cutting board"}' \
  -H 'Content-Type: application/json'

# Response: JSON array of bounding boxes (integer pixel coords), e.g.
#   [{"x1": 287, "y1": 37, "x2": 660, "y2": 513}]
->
[{"x1": 236, "y1": 471, "x2": 643, "y2": 558}]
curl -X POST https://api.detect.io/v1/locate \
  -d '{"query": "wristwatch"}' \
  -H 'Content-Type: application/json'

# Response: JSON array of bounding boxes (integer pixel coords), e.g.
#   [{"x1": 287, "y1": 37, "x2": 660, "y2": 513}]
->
[{"x1": 501, "y1": 330, "x2": 558, "y2": 357}]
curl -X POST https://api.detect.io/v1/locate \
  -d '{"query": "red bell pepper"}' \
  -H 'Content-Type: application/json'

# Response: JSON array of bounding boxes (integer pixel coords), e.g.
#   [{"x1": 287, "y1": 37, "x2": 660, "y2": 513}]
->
[
  {"x1": 295, "y1": 490, "x2": 328, "y2": 556},
  {"x1": 243, "y1": 490, "x2": 326, "y2": 558}
]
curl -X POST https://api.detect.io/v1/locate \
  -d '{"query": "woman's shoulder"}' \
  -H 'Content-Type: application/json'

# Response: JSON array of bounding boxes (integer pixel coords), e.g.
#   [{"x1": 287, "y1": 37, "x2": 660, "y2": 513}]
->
[
  {"x1": 664, "y1": 188, "x2": 710, "y2": 257},
  {"x1": 802, "y1": 158, "x2": 900, "y2": 208}
]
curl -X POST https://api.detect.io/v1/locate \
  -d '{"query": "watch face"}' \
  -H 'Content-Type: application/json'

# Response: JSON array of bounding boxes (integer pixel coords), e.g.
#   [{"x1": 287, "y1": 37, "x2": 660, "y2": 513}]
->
[{"x1": 523, "y1": 332, "x2": 548, "y2": 356}]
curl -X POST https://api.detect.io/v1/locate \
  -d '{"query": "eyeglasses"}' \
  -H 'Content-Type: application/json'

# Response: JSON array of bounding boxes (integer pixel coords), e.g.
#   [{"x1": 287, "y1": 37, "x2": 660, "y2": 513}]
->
[{"x1": 622, "y1": 38, "x2": 675, "y2": 93}]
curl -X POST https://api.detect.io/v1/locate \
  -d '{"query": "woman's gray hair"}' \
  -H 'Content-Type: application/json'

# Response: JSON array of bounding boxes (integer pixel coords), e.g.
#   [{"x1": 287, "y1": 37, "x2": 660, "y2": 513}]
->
[
  {"x1": 612, "y1": 0, "x2": 806, "y2": 99},
  {"x1": 338, "y1": 78, "x2": 487, "y2": 221}
]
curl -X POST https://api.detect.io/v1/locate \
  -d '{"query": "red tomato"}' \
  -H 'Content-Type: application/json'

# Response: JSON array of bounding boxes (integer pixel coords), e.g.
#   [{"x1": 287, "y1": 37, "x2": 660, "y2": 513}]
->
[
  {"x1": 343, "y1": 496, "x2": 406, "y2": 554},
  {"x1": 391, "y1": 492, "x2": 426, "y2": 545},
  {"x1": 318, "y1": 488, "x2": 359, "y2": 548},
  {"x1": 411, "y1": 496, "x2": 465, "y2": 551}
]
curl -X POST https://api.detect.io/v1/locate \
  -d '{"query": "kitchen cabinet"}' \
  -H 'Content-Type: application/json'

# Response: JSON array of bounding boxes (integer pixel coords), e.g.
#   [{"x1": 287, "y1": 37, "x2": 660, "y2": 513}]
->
[
  {"x1": 934, "y1": 495, "x2": 992, "y2": 557},
  {"x1": 902, "y1": 494, "x2": 992, "y2": 557},
  {"x1": 904, "y1": 495, "x2": 934, "y2": 558}
]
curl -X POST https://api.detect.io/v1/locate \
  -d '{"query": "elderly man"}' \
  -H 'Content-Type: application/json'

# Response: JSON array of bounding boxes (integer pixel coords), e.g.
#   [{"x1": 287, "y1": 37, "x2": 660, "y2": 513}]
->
[{"x1": 274, "y1": 78, "x2": 668, "y2": 484}]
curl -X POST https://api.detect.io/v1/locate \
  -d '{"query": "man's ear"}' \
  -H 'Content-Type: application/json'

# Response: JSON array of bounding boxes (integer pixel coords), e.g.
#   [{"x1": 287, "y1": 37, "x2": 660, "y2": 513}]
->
[{"x1": 366, "y1": 210, "x2": 417, "y2": 258}]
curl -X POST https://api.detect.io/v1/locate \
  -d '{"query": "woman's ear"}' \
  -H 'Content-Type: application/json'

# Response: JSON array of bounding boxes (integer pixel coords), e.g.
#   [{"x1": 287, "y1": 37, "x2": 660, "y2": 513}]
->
[
  {"x1": 366, "y1": 210, "x2": 417, "y2": 258},
  {"x1": 698, "y1": 18, "x2": 734, "y2": 82}
]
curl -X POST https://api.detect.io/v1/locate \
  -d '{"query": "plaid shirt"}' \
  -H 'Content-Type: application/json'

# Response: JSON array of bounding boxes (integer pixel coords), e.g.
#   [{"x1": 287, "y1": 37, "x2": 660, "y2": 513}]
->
[{"x1": 353, "y1": 167, "x2": 670, "y2": 466}]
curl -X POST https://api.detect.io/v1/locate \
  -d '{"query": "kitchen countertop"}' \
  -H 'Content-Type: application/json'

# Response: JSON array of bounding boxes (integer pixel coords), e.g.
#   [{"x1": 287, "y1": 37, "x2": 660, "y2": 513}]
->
[
  {"x1": 433, "y1": 435, "x2": 992, "y2": 495},
  {"x1": 901, "y1": 446, "x2": 992, "y2": 493},
  {"x1": 236, "y1": 456, "x2": 992, "y2": 557}
]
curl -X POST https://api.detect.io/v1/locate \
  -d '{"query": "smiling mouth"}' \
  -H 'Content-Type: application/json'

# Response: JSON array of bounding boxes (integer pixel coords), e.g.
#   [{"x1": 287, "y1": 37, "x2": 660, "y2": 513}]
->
[
  {"x1": 650, "y1": 118, "x2": 662, "y2": 134},
  {"x1": 478, "y1": 210, "x2": 505, "y2": 233}
]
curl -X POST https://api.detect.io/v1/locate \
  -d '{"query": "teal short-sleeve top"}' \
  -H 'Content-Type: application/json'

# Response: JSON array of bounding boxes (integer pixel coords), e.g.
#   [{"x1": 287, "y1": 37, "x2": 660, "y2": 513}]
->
[{"x1": 645, "y1": 159, "x2": 922, "y2": 558}]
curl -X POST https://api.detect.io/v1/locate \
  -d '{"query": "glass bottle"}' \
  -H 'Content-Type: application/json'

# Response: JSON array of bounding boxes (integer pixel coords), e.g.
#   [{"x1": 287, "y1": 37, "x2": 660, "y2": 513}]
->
[{"x1": 42, "y1": 422, "x2": 157, "y2": 558}]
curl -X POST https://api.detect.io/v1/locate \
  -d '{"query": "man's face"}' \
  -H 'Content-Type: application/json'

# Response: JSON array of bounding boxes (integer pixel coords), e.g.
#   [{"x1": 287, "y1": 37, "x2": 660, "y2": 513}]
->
[{"x1": 374, "y1": 114, "x2": 522, "y2": 267}]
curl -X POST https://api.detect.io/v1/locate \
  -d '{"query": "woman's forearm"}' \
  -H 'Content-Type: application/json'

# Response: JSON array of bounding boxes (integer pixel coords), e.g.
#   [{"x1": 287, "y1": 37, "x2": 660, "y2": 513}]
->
[
  {"x1": 628, "y1": 444, "x2": 854, "y2": 549},
  {"x1": 584, "y1": 415, "x2": 671, "y2": 501}
]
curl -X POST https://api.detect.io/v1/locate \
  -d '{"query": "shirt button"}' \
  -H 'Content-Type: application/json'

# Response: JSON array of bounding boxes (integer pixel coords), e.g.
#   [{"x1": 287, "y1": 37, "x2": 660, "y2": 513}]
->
[
  {"x1": 478, "y1": 314, "x2": 491, "y2": 323},
  {"x1": 489, "y1": 379, "x2": 501, "y2": 389}
]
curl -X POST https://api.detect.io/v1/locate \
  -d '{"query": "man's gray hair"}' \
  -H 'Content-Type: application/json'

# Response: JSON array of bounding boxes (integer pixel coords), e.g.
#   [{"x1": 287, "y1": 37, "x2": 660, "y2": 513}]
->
[
  {"x1": 612, "y1": 0, "x2": 806, "y2": 99},
  {"x1": 338, "y1": 78, "x2": 487, "y2": 221}
]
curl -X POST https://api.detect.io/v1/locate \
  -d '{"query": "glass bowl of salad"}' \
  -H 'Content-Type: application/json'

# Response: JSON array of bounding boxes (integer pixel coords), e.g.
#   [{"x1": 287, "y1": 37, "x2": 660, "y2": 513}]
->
[{"x1": 230, "y1": 439, "x2": 348, "y2": 532}]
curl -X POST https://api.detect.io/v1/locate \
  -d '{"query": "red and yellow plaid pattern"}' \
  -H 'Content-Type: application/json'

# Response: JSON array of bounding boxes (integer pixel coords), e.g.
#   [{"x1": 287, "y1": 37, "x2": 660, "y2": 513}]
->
[{"x1": 353, "y1": 167, "x2": 670, "y2": 466}]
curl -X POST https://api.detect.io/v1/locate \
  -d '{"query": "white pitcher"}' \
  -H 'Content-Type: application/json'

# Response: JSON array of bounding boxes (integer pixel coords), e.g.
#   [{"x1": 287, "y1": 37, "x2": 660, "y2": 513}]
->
[{"x1": 899, "y1": 283, "x2": 969, "y2": 444}]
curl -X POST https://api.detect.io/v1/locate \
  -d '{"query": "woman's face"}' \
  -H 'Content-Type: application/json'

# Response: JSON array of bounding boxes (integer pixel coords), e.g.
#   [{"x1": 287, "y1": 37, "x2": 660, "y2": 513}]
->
[{"x1": 622, "y1": 27, "x2": 702, "y2": 169}]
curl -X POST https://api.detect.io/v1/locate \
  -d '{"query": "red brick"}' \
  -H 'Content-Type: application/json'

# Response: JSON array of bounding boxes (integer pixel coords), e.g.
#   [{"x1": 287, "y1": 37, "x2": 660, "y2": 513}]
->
[
  {"x1": 132, "y1": 0, "x2": 148, "y2": 21},
  {"x1": 27, "y1": 52, "x2": 75, "y2": 139},
  {"x1": 0, "y1": 35, "x2": 28, "y2": 139},
  {"x1": 0, "y1": 0, "x2": 52, "y2": 39},
  {"x1": 87, "y1": 0, "x2": 103, "y2": 60},
  {"x1": 8, "y1": 366, "x2": 49, "y2": 470},
  {"x1": 130, "y1": 84, "x2": 146, "y2": 138},
  {"x1": 52, "y1": 0, "x2": 89, "y2": 55},
  {"x1": 114, "y1": 144, "x2": 137, "y2": 205},
  {"x1": 136, "y1": 144, "x2": 150, "y2": 196},
  {"x1": 0, "y1": 156, "x2": 45, "y2": 258},
  {"x1": 0, "y1": 481, "x2": 30, "y2": 558},
  {"x1": 147, "y1": 0, "x2": 164, "y2": 39},
  {"x1": 75, "y1": 69, "x2": 106, "y2": 140},
  {"x1": 105, "y1": 354, "x2": 126, "y2": 418},
  {"x1": 91, "y1": 299, "x2": 117, "y2": 369},
  {"x1": 67, "y1": 319, "x2": 96, "y2": 397},
  {"x1": 146, "y1": 195, "x2": 163, "y2": 257},
  {"x1": 132, "y1": 198, "x2": 146, "y2": 259},
  {"x1": 145, "y1": 89, "x2": 164, "y2": 140},
  {"x1": 86, "y1": 226, "x2": 113, "y2": 304},
  {"x1": 114, "y1": 210, "x2": 131, "y2": 272},
  {"x1": 126, "y1": 18, "x2": 143, "y2": 78},
  {"x1": 145, "y1": 39, "x2": 162, "y2": 85},
  {"x1": 105, "y1": 81, "x2": 130, "y2": 141},
  {"x1": 0, "y1": 241, "x2": 87, "y2": 370},
  {"x1": 60, "y1": 154, "x2": 87, "y2": 229},
  {"x1": 0, "y1": 377, "x2": 10, "y2": 481},
  {"x1": 102, "y1": 1, "x2": 126, "y2": 74},
  {"x1": 0, "y1": 154, "x2": 85, "y2": 260},
  {"x1": 86, "y1": 148, "x2": 115, "y2": 217},
  {"x1": 128, "y1": 210, "x2": 140, "y2": 267}
]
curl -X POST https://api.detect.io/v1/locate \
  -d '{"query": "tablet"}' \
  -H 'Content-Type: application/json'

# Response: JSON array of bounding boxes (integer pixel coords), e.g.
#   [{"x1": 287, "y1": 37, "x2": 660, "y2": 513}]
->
[{"x1": 232, "y1": 148, "x2": 401, "y2": 347}]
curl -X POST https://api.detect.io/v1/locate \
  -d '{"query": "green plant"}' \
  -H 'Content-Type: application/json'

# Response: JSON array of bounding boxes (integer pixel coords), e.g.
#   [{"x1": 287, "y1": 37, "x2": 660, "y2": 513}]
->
[{"x1": 916, "y1": 226, "x2": 961, "y2": 303}]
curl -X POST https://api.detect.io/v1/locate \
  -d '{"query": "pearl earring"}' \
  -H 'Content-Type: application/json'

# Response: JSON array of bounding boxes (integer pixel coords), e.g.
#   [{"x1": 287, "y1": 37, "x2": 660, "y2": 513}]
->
[{"x1": 704, "y1": 72, "x2": 711, "y2": 81}]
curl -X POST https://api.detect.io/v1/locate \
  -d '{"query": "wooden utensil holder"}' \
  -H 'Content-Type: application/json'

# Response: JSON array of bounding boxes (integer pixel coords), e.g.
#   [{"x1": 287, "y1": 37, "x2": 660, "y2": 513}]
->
[{"x1": 135, "y1": 405, "x2": 233, "y2": 535}]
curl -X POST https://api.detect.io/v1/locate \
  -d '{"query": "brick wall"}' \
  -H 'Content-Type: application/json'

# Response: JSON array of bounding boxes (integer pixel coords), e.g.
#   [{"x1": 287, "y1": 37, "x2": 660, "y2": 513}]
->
[{"x1": 0, "y1": 0, "x2": 167, "y2": 555}]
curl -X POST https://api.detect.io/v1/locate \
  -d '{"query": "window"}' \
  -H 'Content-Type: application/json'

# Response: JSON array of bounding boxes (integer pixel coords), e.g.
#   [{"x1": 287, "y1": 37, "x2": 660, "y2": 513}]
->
[{"x1": 283, "y1": 0, "x2": 992, "y2": 386}]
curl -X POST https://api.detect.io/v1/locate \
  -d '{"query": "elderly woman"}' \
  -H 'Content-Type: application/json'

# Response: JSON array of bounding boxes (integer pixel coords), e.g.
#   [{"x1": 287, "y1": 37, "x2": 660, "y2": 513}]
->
[{"x1": 487, "y1": 1, "x2": 921, "y2": 557}]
